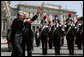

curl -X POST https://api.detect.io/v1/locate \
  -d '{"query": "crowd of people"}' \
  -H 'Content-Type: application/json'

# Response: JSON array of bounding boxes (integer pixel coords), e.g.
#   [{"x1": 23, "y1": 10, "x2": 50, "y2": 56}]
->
[{"x1": 6, "y1": 6, "x2": 83, "y2": 56}]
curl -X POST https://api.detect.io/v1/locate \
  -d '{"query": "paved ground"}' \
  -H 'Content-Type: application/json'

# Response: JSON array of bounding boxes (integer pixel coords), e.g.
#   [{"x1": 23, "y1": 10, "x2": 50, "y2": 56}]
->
[{"x1": 1, "y1": 36, "x2": 83, "y2": 56}]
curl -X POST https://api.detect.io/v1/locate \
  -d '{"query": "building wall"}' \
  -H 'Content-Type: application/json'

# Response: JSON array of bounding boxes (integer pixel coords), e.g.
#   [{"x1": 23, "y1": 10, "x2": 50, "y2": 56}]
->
[
  {"x1": 11, "y1": 2, "x2": 77, "y2": 31},
  {"x1": 1, "y1": 1, "x2": 11, "y2": 36},
  {"x1": 1, "y1": 2, "x2": 78, "y2": 36}
]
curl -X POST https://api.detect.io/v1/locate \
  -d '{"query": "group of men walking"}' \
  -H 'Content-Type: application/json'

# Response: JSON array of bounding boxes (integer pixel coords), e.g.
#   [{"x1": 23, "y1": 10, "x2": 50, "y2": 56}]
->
[{"x1": 7, "y1": 6, "x2": 83, "y2": 56}]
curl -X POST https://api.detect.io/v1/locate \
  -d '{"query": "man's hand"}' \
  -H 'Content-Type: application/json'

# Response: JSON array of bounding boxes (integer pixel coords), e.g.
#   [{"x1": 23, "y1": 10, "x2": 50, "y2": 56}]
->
[
  {"x1": 24, "y1": 6, "x2": 42, "y2": 23},
  {"x1": 37, "y1": 6, "x2": 41, "y2": 15},
  {"x1": 24, "y1": 19, "x2": 31, "y2": 24}
]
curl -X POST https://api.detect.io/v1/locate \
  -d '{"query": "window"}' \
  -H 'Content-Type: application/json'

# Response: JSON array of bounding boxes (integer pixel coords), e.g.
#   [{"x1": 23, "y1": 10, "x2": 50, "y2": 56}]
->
[
  {"x1": 63, "y1": 15, "x2": 64, "y2": 20},
  {"x1": 33, "y1": 13, "x2": 34, "y2": 15},
  {"x1": 47, "y1": 9, "x2": 48, "y2": 12},
  {"x1": 63, "y1": 15, "x2": 65, "y2": 24},
  {"x1": 29, "y1": 12, "x2": 30, "y2": 17},
  {"x1": 47, "y1": 14, "x2": 49, "y2": 17},
  {"x1": 40, "y1": 13, "x2": 43, "y2": 16},
  {"x1": 33, "y1": 8, "x2": 34, "y2": 10},
  {"x1": 36, "y1": 26, "x2": 39, "y2": 29}
]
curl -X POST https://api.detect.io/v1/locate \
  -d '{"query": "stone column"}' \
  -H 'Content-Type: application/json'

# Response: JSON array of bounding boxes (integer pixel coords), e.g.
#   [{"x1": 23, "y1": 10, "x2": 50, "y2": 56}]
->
[
  {"x1": 30, "y1": 12, "x2": 33, "y2": 18},
  {"x1": 49, "y1": 14, "x2": 52, "y2": 20},
  {"x1": 59, "y1": 14, "x2": 63, "y2": 25},
  {"x1": 64, "y1": 15, "x2": 66, "y2": 25},
  {"x1": 38, "y1": 12, "x2": 40, "y2": 24}
]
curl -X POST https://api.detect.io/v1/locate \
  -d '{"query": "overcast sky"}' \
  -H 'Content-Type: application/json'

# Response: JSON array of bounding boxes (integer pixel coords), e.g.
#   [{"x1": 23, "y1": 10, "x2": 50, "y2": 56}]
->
[{"x1": 11, "y1": 1, "x2": 83, "y2": 17}]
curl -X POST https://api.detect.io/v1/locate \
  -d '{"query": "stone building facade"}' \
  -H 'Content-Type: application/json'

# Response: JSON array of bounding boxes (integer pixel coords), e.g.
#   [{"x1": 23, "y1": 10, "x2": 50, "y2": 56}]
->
[
  {"x1": 1, "y1": 1, "x2": 11, "y2": 36},
  {"x1": 1, "y1": 2, "x2": 78, "y2": 36}
]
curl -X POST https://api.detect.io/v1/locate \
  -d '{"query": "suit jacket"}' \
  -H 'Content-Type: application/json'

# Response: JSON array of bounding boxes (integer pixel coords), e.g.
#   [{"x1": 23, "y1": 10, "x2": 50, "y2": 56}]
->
[
  {"x1": 10, "y1": 14, "x2": 38, "y2": 43},
  {"x1": 10, "y1": 18, "x2": 24, "y2": 43},
  {"x1": 22, "y1": 14, "x2": 38, "y2": 39}
]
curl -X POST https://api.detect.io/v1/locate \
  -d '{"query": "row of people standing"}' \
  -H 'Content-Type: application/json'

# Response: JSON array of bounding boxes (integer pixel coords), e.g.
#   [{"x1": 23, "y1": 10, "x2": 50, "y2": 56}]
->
[
  {"x1": 39, "y1": 13, "x2": 83, "y2": 55},
  {"x1": 39, "y1": 14, "x2": 65, "y2": 55}
]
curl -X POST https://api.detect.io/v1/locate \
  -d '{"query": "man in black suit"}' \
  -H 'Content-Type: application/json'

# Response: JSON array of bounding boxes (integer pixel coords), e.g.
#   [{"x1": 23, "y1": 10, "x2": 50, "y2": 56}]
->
[
  {"x1": 10, "y1": 11, "x2": 24, "y2": 56},
  {"x1": 22, "y1": 7, "x2": 41, "y2": 56}
]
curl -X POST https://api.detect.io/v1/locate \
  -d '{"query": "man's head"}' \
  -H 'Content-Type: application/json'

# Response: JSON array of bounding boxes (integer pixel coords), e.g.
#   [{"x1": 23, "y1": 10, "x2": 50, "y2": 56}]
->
[
  {"x1": 54, "y1": 14, "x2": 59, "y2": 24},
  {"x1": 23, "y1": 12, "x2": 28, "y2": 19},
  {"x1": 17, "y1": 11, "x2": 24, "y2": 19},
  {"x1": 80, "y1": 17, "x2": 83, "y2": 24}
]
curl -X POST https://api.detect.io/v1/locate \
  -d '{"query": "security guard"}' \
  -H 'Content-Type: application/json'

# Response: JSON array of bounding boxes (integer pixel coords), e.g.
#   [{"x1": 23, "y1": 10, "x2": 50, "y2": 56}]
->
[
  {"x1": 75, "y1": 17, "x2": 83, "y2": 49},
  {"x1": 59, "y1": 22, "x2": 65, "y2": 46},
  {"x1": 40, "y1": 14, "x2": 49, "y2": 55},
  {"x1": 51, "y1": 14, "x2": 61, "y2": 55},
  {"x1": 48, "y1": 20, "x2": 53, "y2": 49},
  {"x1": 80, "y1": 17, "x2": 83, "y2": 48},
  {"x1": 64, "y1": 13, "x2": 76, "y2": 55}
]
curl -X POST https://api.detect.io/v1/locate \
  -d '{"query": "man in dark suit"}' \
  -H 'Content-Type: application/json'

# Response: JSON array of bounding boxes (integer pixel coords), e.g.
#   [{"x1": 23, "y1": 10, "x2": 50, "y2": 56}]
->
[
  {"x1": 22, "y1": 7, "x2": 41, "y2": 56},
  {"x1": 10, "y1": 11, "x2": 24, "y2": 56}
]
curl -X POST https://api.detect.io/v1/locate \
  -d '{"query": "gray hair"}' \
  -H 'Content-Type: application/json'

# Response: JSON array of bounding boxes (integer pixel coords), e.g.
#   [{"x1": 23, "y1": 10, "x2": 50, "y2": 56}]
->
[
  {"x1": 17, "y1": 11, "x2": 24, "y2": 17},
  {"x1": 18, "y1": 11, "x2": 24, "y2": 13}
]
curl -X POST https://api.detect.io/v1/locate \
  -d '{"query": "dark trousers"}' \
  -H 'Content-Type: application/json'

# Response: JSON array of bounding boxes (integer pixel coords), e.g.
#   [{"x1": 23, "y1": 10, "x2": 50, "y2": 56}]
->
[
  {"x1": 54, "y1": 38, "x2": 60, "y2": 55},
  {"x1": 41, "y1": 38, "x2": 47, "y2": 55},
  {"x1": 81, "y1": 36, "x2": 83, "y2": 47},
  {"x1": 49, "y1": 36, "x2": 52, "y2": 49},
  {"x1": 66, "y1": 35, "x2": 74, "y2": 55},
  {"x1": 36, "y1": 38, "x2": 40, "y2": 47},
  {"x1": 76, "y1": 36, "x2": 82, "y2": 49},
  {"x1": 22, "y1": 36, "x2": 32, "y2": 56},
  {"x1": 32, "y1": 38, "x2": 34, "y2": 50},
  {"x1": 61, "y1": 37, "x2": 64, "y2": 46},
  {"x1": 11, "y1": 43, "x2": 23, "y2": 56}
]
